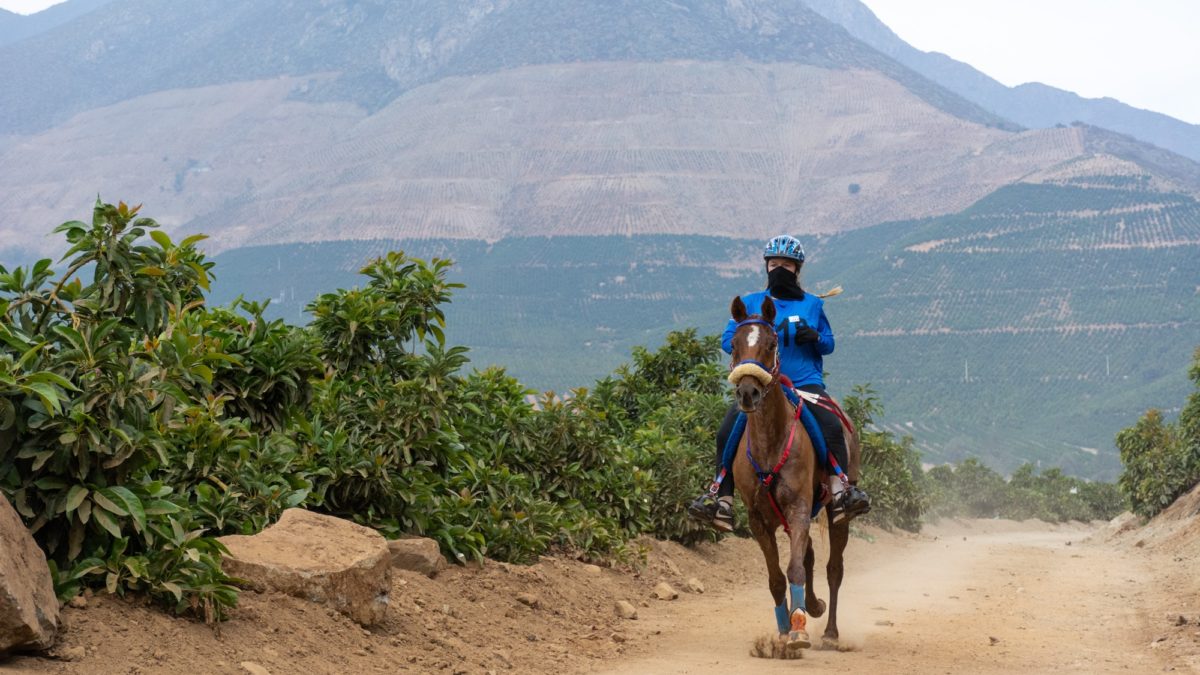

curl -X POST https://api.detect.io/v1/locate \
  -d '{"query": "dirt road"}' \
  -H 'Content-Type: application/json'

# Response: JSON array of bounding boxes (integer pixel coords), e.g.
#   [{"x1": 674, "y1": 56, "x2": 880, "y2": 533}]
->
[
  {"x1": 9, "y1": 518, "x2": 1197, "y2": 674},
  {"x1": 598, "y1": 520, "x2": 1192, "y2": 674}
]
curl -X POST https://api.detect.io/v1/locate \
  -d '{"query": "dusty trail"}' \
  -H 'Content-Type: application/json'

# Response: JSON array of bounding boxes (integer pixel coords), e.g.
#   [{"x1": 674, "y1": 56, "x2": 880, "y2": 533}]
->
[{"x1": 597, "y1": 520, "x2": 1178, "y2": 674}]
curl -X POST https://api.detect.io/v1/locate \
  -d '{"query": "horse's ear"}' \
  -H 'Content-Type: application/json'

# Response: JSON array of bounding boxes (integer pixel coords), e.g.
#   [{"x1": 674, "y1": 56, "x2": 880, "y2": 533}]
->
[
  {"x1": 761, "y1": 296, "x2": 776, "y2": 324},
  {"x1": 731, "y1": 296, "x2": 748, "y2": 322}
]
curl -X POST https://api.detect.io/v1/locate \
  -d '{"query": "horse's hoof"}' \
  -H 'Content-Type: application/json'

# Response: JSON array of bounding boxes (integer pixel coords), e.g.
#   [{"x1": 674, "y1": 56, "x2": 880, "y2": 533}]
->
[
  {"x1": 787, "y1": 629, "x2": 812, "y2": 652},
  {"x1": 807, "y1": 598, "x2": 827, "y2": 618},
  {"x1": 819, "y1": 636, "x2": 840, "y2": 651}
]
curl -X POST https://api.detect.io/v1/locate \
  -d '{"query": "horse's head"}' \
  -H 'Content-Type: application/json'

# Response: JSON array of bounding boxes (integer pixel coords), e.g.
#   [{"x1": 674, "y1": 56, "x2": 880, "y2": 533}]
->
[{"x1": 728, "y1": 296, "x2": 779, "y2": 413}]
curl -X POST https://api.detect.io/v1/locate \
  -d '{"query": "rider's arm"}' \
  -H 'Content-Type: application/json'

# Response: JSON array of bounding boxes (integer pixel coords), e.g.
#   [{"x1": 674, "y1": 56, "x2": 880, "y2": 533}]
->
[
  {"x1": 721, "y1": 317, "x2": 738, "y2": 354},
  {"x1": 815, "y1": 308, "x2": 835, "y2": 356}
]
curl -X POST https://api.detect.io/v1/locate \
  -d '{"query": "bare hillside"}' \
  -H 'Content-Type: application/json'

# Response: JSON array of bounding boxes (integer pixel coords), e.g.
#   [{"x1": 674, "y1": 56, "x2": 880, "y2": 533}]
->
[{"x1": 0, "y1": 62, "x2": 1107, "y2": 255}]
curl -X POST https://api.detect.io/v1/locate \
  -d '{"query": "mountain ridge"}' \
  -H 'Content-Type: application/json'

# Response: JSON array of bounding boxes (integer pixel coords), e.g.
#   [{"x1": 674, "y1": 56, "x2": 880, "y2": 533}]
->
[
  {"x1": 0, "y1": 0, "x2": 115, "y2": 46},
  {"x1": 0, "y1": 0, "x2": 1011, "y2": 136},
  {"x1": 802, "y1": 0, "x2": 1200, "y2": 162}
]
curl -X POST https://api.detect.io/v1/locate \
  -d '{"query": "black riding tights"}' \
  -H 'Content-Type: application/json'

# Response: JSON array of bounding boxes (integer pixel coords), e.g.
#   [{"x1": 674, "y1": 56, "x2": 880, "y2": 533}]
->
[{"x1": 713, "y1": 384, "x2": 848, "y2": 498}]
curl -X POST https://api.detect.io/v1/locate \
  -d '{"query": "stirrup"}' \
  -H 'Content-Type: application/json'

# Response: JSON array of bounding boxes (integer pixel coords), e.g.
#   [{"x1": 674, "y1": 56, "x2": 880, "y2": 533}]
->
[{"x1": 687, "y1": 494, "x2": 718, "y2": 522}]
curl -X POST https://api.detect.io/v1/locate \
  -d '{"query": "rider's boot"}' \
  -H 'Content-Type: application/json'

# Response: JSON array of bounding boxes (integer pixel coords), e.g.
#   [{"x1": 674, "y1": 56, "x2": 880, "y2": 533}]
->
[
  {"x1": 829, "y1": 482, "x2": 871, "y2": 525},
  {"x1": 687, "y1": 493, "x2": 736, "y2": 532}
]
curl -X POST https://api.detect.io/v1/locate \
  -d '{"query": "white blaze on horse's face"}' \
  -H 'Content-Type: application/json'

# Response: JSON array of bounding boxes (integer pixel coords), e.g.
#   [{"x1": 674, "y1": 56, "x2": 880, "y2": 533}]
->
[{"x1": 747, "y1": 325, "x2": 761, "y2": 348}]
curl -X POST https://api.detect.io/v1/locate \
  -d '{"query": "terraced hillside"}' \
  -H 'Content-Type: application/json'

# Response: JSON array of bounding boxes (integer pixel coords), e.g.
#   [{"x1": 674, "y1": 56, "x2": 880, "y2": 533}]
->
[{"x1": 207, "y1": 179, "x2": 1200, "y2": 479}]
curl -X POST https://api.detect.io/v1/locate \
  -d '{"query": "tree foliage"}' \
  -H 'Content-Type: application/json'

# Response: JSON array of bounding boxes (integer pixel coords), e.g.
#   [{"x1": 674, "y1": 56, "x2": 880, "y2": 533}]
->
[{"x1": 1116, "y1": 347, "x2": 1200, "y2": 517}]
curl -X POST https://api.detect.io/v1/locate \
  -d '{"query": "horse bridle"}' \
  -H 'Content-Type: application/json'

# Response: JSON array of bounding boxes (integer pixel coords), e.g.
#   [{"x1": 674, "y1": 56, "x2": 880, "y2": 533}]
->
[{"x1": 729, "y1": 318, "x2": 781, "y2": 383}]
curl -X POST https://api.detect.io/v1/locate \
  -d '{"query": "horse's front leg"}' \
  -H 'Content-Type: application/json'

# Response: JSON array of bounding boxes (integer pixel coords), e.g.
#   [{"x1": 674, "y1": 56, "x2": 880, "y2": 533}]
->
[
  {"x1": 784, "y1": 504, "x2": 814, "y2": 651},
  {"x1": 745, "y1": 508, "x2": 789, "y2": 634},
  {"x1": 824, "y1": 516, "x2": 851, "y2": 643}
]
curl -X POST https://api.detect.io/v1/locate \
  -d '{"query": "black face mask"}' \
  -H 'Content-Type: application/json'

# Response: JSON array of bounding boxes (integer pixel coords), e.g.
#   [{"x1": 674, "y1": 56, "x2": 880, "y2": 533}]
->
[{"x1": 767, "y1": 266, "x2": 805, "y2": 300}]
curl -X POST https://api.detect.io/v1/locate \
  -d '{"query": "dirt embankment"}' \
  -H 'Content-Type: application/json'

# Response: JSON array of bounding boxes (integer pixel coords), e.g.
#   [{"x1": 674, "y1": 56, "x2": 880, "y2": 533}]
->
[{"x1": 6, "y1": 508, "x2": 1200, "y2": 675}]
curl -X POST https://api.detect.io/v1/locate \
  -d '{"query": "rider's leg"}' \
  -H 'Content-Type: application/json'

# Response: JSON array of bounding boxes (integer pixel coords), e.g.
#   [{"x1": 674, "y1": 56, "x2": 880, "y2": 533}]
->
[
  {"x1": 799, "y1": 385, "x2": 870, "y2": 523},
  {"x1": 798, "y1": 385, "x2": 848, "y2": 468},
  {"x1": 715, "y1": 403, "x2": 739, "y2": 498},
  {"x1": 688, "y1": 404, "x2": 739, "y2": 528}
]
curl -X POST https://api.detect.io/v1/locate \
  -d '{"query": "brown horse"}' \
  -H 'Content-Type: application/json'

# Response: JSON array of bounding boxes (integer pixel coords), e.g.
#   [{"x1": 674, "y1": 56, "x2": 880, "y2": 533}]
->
[{"x1": 726, "y1": 295, "x2": 859, "y2": 652}]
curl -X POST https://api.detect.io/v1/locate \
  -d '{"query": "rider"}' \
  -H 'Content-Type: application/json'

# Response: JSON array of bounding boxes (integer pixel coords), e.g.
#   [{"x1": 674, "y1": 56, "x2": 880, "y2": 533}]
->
[{"x1": 688, "y1": 235, "x2": 871, "y2": 531}]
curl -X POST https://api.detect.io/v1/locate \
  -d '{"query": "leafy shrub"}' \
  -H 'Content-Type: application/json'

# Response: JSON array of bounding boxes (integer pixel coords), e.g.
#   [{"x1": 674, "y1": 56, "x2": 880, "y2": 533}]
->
[
  {"x1": 0, "y1": 202, "x2": 242, "y2": 618},
  {"x1": 927, "y1": 458, "x2": 1126, "y2": 522},
  {"x1": 843, "y1": 384, "x2": 927, "y2": 531},
  {"x1": 1116, "y1": 347, "x2": 1200, "y2": 518}
]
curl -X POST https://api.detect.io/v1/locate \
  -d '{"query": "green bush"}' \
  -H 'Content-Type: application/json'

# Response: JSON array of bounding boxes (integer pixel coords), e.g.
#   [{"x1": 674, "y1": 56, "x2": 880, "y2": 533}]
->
[
  {"x1": 926, "y1": 458, "x2": 1125, "y2": 522},
  {"x1": 843, "y1": 384, "x2": 927, "y2": 532},
  {"x1": 1116, "y1": 347, "x2": 1200, "y2": 518},
  {"x1": 1, "y1": 202, "x2": 245, "y2": 618}
]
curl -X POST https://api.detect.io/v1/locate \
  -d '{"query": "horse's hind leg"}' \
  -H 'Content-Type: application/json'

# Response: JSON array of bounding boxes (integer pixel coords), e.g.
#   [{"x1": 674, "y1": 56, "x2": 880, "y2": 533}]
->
[
  {"x1": 746, "y1": 511, "x2": 789, "y2": 634},
  {"x1": 824, "y1": 516, "x2": 851, "y2": 643},
  {"x1": 803, "y1": 542, "x2": 827, "y2": 618}
]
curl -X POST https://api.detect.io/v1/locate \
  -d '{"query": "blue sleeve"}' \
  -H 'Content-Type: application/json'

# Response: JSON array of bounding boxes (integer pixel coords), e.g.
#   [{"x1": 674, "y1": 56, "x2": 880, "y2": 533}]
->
[
  {"x1": 815, "y1": 307, "x2": 834, "y2": 356},
  {"x1": 721, "y1": 318, "x2": 737, "y2": 355}
]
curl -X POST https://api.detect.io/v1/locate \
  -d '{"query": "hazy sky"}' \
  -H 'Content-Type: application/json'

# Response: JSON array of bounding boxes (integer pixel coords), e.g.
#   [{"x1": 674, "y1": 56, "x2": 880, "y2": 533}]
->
[
  {"x1": 3, "y1": 0, "x2": 1197, "y2": 124},
  {"x1": 860, "y1": 0, "x2": 1199, "y2": 124}
]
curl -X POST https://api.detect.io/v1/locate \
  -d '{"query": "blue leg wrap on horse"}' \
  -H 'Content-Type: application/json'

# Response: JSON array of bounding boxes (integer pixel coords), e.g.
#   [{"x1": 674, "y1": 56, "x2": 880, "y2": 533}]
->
[
  {"x1": 790, "y1": 583, "x2": 806, "y2": 615},
  {"x1": 720, "y1": 412, "x2": 747, "y2": 475},
  {"x1": 774, "y1": 603, "x2": 790, "y2": 634}
]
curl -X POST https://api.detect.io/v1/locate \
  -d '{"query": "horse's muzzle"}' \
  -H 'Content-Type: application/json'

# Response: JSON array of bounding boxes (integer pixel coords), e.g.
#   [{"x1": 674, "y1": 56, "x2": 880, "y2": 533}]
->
[{"x1": 736, "y1": 378, "x2": 764, "y2": 413}]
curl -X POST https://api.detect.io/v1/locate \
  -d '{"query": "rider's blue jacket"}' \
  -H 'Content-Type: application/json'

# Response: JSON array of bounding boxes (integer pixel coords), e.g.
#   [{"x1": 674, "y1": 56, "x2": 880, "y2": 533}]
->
[{"x1": 721, "y1": 290, "x2": 834, "y2": 389}]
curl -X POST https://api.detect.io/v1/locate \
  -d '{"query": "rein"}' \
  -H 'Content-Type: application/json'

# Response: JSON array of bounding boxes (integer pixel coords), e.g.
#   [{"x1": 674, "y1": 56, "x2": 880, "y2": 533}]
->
[{"x1": 744, "y1": 390, "x2": 803, "y2": 535}]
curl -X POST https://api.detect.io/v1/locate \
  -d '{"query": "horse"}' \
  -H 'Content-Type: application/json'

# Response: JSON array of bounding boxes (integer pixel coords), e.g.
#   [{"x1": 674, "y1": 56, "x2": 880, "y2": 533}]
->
[{"x1": 726, "y1": 294, "x2": 859, "y2": 652}]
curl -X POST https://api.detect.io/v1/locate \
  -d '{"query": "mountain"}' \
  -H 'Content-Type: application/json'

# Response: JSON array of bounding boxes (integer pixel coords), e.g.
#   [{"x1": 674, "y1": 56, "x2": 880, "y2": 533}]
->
[
  {"x1": 0, "y1": 0, "x2": 1009, "y2": 136},
  {"x1": 1, "y1": 0, "x2": 1198, "y2": 478},
  {"x1": 3, "y1": 0, "x2": 1197, "y2": 258},
  {"x1": 802, "y1": 0, "x2": 1200, "y2": 163},
  {"x1": 0, "y1": 0, "x2": 116, "y2": 47}
]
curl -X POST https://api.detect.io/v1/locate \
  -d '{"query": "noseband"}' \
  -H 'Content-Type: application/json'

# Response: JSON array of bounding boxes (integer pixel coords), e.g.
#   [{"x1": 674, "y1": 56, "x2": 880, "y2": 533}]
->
[{"x1": 728, "y1": 318, "x2": 780, "y2": 386}]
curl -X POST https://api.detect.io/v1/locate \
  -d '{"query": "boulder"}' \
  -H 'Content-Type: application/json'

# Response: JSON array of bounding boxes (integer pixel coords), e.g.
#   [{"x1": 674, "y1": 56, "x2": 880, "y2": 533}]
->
[
  {"x1": 219, "y1": 509, "x2": 391, "y2": 626},
  {"x1": 388, "y1": 537, "x2": 447, "y2": 577},
  {"x1": 0, "y1": 493, "x2": 59, "y2": 653},
  {"x1": 653, "y1": 582, "x2": 679, "y2": 601}
]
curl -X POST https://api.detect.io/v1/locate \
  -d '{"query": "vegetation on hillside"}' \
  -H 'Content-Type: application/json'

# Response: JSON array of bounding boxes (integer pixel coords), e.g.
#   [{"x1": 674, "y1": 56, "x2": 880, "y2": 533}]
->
[
  {"x1": 0, "y1": 202, "x2": 734, "y2": 621},
  {"x1": 1116, "y1": 347, "x2": 1200, "y2": 517},
  {"x1": 0, "y1": 200, "x2": 1136, "y2": 624}
]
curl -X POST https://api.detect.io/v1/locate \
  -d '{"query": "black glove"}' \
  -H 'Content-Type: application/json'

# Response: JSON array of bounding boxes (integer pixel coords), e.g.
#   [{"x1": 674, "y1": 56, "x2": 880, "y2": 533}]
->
[
  {"x1": 794, "y1": 327, "x2": 820, "y2": 344},
  {"x1": 792, "y1": 326, "x2": 820, "y2": 343}
]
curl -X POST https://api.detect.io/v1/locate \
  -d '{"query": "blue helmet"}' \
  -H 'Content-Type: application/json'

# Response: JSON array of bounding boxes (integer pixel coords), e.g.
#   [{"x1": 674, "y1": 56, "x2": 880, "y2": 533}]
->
[{"x1": 763, "y1": 235, "x2": 805, "y2": 264}]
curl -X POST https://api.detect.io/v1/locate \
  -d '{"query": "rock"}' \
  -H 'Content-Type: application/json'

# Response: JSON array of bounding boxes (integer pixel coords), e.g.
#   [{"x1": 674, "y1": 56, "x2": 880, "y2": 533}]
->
[
  {"x1": 653, "y1": 582, "x2": 678, "y2": 601},
  {"x1": 988, "y1": 636, "x2": 1000, "y2": 646},
  {"x1": 685, "y1": 578, "x2": 705, "y2": 594},
  {"x1": 516, "y1": 593, "x2": 541, "y2": 609},
  {"x1": 55, "y1": 645, "x2": 86, "y2": 662},
  {"x1": 583, "y1": 564, "x2": 602, "y2": 575},
  {"x1": 614, "y1": 600, "x2": 638, "y2": 620},
  {"x1": 0, "y1": 493, "x2": 59, "y2": 653},
  {"x1": 610, "y1": 632, "x2": 627, "y2": 643},
  {"x1": 1175, "y1": 615, "x2": 1188, "y2": 626},
  {"x1": 219, "y1": 509, "x2": 391, "y2": 626},
  {"x1": 240, "y1": 661, "x2": 272, "y2": 675},
  {"x1": 388, "y1": 537, "x2": 447, "y2": 578},
  {"x1": 67, "y1": 595, "x2": 88, "y2": 610}
]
